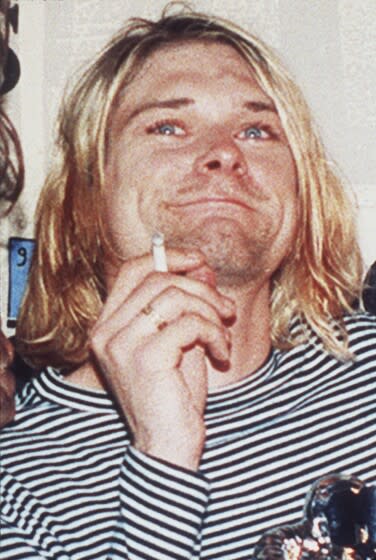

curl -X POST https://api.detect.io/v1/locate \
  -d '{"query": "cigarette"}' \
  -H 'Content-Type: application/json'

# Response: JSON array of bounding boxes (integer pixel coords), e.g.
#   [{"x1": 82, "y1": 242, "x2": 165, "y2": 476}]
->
[{"x1": 152, "y1": 232, "x2": 168, "y2": 272}]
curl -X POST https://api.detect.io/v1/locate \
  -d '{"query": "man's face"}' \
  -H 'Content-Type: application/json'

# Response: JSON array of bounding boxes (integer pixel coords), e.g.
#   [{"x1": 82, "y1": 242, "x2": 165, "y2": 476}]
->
[{"x1": 104, "y1": 40, "x2": 298, "y2": 287}]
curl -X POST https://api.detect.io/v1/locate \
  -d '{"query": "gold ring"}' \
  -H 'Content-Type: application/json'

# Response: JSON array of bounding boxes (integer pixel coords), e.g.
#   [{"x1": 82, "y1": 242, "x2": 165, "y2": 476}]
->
[{"x1": 141, "y1": 303, "x2": 168, "y2": 331}]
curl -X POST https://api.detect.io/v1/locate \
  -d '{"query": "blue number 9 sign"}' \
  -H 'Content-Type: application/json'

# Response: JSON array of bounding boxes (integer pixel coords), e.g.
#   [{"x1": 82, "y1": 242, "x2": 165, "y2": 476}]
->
[{"x1": 7, "y1": 237, "x2": 35, "y2": 328}]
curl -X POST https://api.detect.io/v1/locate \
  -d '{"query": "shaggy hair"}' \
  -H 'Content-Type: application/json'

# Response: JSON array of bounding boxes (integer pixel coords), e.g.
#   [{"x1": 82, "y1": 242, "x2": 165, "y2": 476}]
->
[{"x1": 16, "y1": 6, "x2": 363, "y2": 368}]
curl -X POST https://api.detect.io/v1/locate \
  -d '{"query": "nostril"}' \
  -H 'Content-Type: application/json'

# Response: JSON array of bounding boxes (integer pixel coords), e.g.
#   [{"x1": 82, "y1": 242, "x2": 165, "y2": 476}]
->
[{"x1": 206, "y1": 160, "x2": 221, "y2": 171}]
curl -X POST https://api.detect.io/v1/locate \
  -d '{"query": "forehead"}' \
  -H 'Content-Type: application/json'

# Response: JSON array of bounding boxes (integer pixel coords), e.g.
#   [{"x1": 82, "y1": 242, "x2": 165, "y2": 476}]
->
[{"x1": 123, "y1": 40, "x2": 270, "y2": 103}]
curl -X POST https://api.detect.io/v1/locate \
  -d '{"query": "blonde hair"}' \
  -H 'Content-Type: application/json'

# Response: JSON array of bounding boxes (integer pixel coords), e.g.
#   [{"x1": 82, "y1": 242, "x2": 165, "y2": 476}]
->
[{"x1": 16, "y1": 6, "x2": 363, "y2": 369}]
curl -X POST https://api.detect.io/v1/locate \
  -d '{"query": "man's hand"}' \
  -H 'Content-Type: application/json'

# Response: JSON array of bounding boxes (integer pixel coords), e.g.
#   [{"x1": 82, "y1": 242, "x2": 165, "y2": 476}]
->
[
  {"x1": 90, "y1": 250, "x2": 235, "y2": 470},
  {"x1": 0, "y1": 329, "x2": 16, "y2": 427}
]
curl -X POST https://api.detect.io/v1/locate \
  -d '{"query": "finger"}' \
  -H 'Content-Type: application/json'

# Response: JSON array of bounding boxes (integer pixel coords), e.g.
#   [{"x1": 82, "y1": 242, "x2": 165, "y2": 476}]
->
[
  {"x1": 99, "y1": 279, "x2": 233, "y2": 336},
  {"x1": 151, "y1": 286, "x2": 227, "y2": 326},
  {"x1": 134, "y1": 313, "x2": 231, "y2": 371},
  {"x1": 102, "y1": 249, "x2": 206, "y2": 320},
  {"x1": 92, "y1": 275, "x2": 235, "y2": 350},
  {"x1": 186, "y1": 263, "x2": 217, "y2": 287},
  {"x1": 112, "y1": 249, "x2": 206, "y2": 295},
  {"x1": 91, "y1": 283, "x2": 232, "y2": 361}
]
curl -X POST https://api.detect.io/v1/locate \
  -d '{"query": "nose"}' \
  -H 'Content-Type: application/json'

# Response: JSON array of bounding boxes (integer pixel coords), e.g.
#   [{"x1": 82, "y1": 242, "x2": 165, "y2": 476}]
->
[{"x1": 195, "y1": 138, "x2": 248, "y2": 178}]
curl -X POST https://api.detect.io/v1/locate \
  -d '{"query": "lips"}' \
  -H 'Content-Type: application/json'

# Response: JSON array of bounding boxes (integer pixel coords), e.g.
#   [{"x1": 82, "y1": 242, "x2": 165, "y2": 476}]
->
[{"x1": 168, "y1": 197, "x2": 254, "y2": 212}]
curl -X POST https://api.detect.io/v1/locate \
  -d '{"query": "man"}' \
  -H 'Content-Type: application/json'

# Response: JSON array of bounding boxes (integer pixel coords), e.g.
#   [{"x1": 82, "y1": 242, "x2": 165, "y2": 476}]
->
[{"x1": 1, "y1": 7, "x2": 375, "y2": 559}]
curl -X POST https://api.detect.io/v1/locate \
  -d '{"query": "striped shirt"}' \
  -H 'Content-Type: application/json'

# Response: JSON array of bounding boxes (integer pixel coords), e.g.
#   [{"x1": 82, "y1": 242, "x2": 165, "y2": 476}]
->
[{"x1": 1, "y1": 312, "x2": 376, "y2": 559}]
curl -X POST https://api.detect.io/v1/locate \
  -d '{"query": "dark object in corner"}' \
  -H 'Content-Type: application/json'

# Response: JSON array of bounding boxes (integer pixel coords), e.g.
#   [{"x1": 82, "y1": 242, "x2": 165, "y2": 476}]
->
[
  {"x1": 9, "y1": 336, "x2": 35, "y2": 391},
  {"x1": 363, "y1": 261, "x2": 376, "y2": 315}
]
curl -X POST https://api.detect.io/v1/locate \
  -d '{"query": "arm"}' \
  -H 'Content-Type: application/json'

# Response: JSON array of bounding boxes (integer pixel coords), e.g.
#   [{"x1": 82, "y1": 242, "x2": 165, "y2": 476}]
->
[
  {"x1": 90, "y1": 249, "x2": 235, "y2": 557},
  {"x1": 110, "y1": 446, "x2": 211, "y2": 559},
  {"x1": 1, "y1": 452, "x2": 209, "y2": 560},
  {"x1": 90, "y1": 249, "x2": 234, "y2": 470}
]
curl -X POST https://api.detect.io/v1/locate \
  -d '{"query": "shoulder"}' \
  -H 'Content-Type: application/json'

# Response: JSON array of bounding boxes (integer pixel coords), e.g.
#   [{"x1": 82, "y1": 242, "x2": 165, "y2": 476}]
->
[
  {"x1": 2, "y1": 368, "x2": 66, "y2": 433},
  {"x1": 14, "y1": 372, "x2": 45, "y2": 413},
  {"x1": 280, "y1": 312, "x2": 376, "y2": 374},
  {"x1": 344, "y1": 310, "x2": 376, "y2": 329},
  {"x1": 343, "y1": 312, "x2": 376, "y2": 351}
]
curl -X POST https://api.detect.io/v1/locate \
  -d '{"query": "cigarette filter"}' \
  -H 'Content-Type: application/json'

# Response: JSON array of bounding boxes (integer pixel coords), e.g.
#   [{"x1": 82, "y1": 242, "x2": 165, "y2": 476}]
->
[{"x1": 152, "y1": 232, "x2": 168, "y2": 272}]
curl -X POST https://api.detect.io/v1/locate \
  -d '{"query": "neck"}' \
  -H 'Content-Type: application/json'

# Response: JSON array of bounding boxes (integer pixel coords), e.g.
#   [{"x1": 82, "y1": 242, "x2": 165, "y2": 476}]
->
[{"x1": 207, "y1": 281, "x2": 272, "y2": 389}]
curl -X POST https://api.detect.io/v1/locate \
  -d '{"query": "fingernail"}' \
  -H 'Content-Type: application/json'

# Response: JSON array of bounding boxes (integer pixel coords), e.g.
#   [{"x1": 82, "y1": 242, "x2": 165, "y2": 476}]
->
[{"x1": 186, "y1": 252, "x2": 204, "y2": 263}]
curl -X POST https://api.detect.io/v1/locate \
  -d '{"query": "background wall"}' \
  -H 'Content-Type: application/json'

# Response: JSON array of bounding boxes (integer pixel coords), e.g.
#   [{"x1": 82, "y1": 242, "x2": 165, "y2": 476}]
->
[{"x1": 1, "y1": 0, "x2": 376, "y2": 331}]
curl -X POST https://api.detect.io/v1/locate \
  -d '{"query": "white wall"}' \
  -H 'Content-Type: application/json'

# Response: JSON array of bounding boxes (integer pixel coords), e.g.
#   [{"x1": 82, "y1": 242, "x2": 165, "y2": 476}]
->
[{"x1": 1, "y1": 0, "x2": 376, "y2": 330}]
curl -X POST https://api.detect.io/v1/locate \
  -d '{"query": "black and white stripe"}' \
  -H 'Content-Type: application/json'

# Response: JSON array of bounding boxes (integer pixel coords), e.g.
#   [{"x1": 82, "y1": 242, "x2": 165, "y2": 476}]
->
[{"x1": 1, "y1": 312, "x2": 376, "y2": 559}]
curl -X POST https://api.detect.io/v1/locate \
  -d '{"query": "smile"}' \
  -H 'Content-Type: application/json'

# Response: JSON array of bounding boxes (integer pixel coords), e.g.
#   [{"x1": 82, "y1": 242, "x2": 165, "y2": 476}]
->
[{"x1": 168, "y1": 197, "x2": 254, "y2": 212}]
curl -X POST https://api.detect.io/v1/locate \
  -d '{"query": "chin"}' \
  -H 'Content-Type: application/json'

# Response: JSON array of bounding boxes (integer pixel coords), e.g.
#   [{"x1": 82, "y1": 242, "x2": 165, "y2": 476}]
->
[
  {"x1": 170, "y1": 222, "x2": 273, "y2": 287},
  {"x1": 208, "y1": 252, "x2": 270, "y2": 287}
]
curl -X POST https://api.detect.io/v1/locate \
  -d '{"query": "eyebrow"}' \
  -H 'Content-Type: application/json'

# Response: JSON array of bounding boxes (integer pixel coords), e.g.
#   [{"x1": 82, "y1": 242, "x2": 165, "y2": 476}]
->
[
  {"x1": 124, "y1": 97, "x2": 194, "y2": 126},
  {"x1": 122, "y1": 96, "x2": 277, "y2": 128},
  {"x1": 244, "y1": 100, "x2": 277, "y2": 113}
]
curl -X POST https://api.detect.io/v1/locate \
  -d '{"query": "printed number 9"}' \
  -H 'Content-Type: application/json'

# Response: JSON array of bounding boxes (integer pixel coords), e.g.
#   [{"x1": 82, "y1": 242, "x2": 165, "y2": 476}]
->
[{"x1": 17, "y1": 247, "x2": 27, "y2": 267}]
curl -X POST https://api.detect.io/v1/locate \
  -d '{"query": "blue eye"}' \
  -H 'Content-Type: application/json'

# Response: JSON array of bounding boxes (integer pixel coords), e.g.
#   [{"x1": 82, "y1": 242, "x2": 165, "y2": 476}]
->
[
  {"x1": 158, "y1": 124, "x2": 177, "y2": 135},
  {"x1": 244, "y1": 126, "x2": 264, "y2": 139},
  {"x1": 238, "y1": 124, "x2": 275, "y2": 141},
  {"x1": 148, "y1": 121, "x2": 185, "y2": 136}
]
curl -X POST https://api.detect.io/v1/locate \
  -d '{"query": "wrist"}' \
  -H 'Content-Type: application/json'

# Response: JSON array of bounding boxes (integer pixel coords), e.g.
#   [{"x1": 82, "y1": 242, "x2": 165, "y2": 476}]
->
[{"x1": 134, "y1": 427, "x2": 205, "y2": 470}]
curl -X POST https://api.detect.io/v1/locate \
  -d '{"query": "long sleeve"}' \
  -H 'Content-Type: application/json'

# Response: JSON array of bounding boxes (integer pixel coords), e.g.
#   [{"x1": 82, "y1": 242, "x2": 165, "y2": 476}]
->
[
  {"x1": 2, "y1": 315, "x2": 376, "y2": 559},
  {"x1": 110, "y1": 447, "x2": 211, "y2": 559},
  {"x1": 0, "y1": 469, "x2": 70, "y2": 560},
  {"x1": 1, "y1": 449, "x2": 210, "y2": 560}
]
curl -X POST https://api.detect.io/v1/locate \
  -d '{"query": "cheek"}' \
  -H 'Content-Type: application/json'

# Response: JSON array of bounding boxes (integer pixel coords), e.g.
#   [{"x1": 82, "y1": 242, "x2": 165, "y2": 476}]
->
[
  {"x1": 259, "y1": 148, "x2": 298, "y2": 236},
  {"x1": 256, "y1": 148, "x2": 297, "y2": 193},
  {"x1": 124, "y1": 147, "x2": 184, "y2": 198},
  {"x1": 278, "y1": 186, "x2": 300, "y2": 252}
]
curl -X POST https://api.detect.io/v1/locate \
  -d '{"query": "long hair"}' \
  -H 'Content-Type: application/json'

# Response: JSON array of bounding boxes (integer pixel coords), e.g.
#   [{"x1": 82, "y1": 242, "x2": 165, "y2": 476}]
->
[{"x1": 16, "y1": 6, "x2": 363, "y2": 369}]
